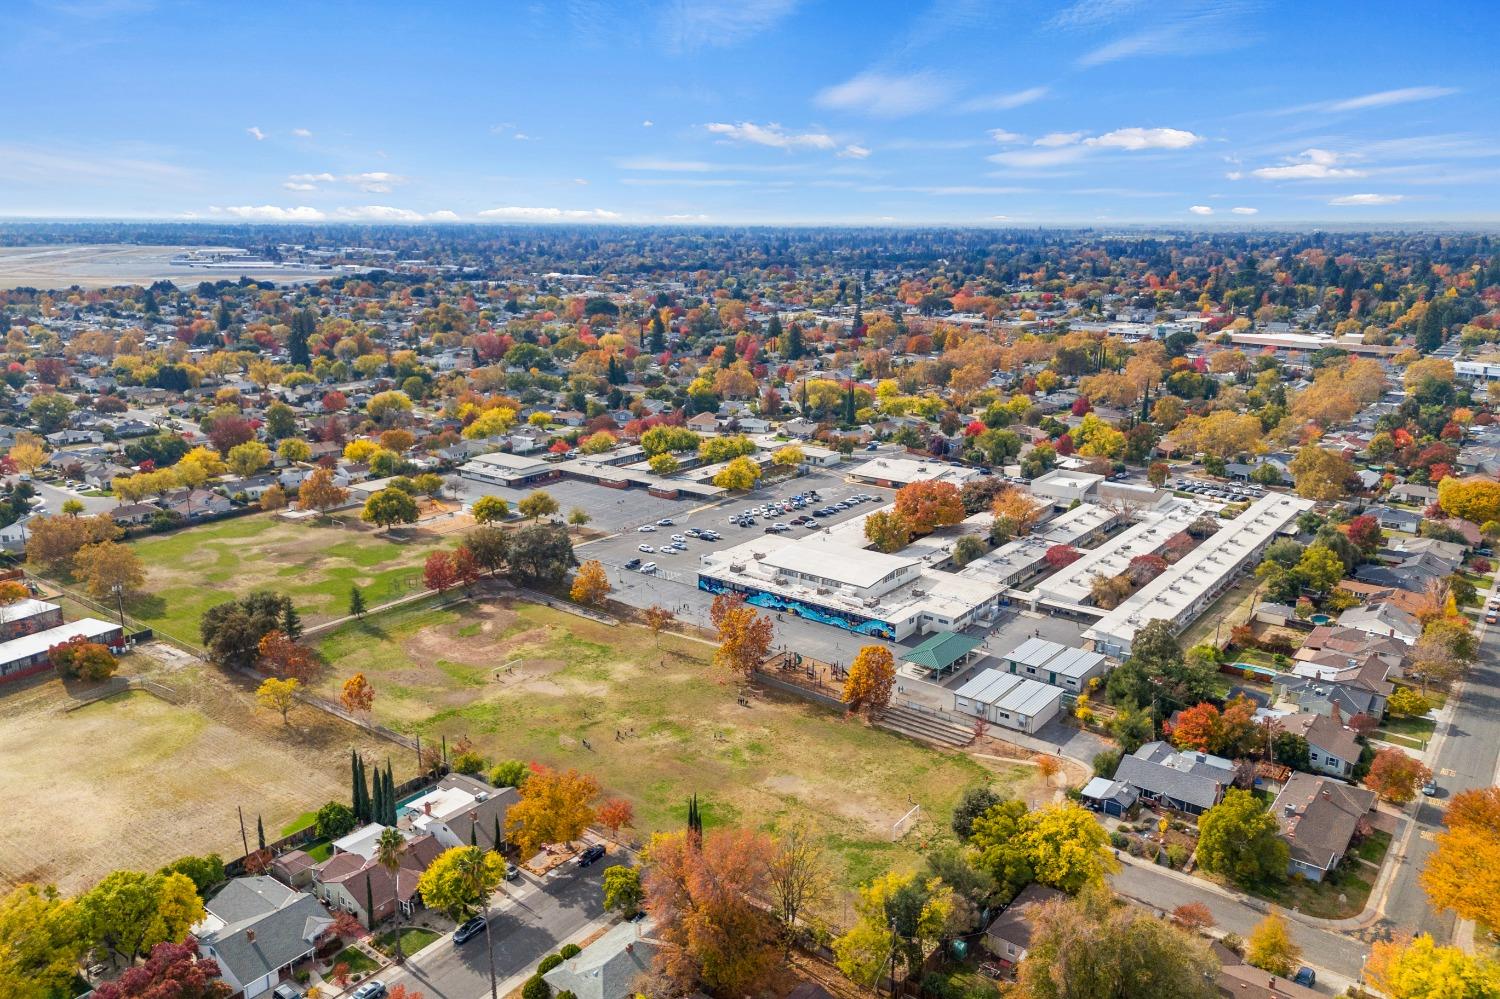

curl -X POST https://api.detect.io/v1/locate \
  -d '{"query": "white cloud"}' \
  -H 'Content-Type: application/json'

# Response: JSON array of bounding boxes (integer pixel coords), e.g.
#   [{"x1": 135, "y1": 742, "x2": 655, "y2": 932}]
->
[
  {"x1": 1304, "y1": 86, "x2": 1459, "y2": 113},
  {"x1": 1231, "y1": 206, "x2": 1258, "y2": 214},
  {"x1": 281, "y1": 171, "x2": 407, "y2": 193},
  {"x1": 663, "y1": 213, "x2": 710, "y2": 222},
  {"x1": 427, "y1": 210, "x2": 460, "y2": 221},
  {"x1": 1251, "y1": 148, "x2": 1364, "y2": 180},
  {"x1": 642, "y1": 120, "x2": 654, "y2": 127},
  {"x1": 618, "y1": 157, "x2": 714, "y2": 172},
  {"x1": 988, "y1": 146, "x2": 1089, "y2": 168},
  {"x1": 1188, "y1": 205, "x2": 1213, "y2": 215},
  {"x1": 839, "y1": 144, "x2": 871, "y2": 159},
  {"x1": 1084, "y1": 127, "x2": 1201, "y2": 150},
  {"x1": 1329, "y1": 193, "x2": 1405, "y2": 206},
  {"x1": 663, "y1": 0, "x2": 799, "y2": 51},
  {"x1": 477, "y1": 206, "x2": 622, "y2": 221},
  {"x1": 291, "y1": 128, "x2": 312, "y2": 138},
  {"x1": 246, "y1": 126, "x2": 266, "y2": 141},
  {"x1": 704, "y1": 121, "x2": 836, "y2": 150},
  {"x1": 1034, "y1": 131, "x2": 1084, "y2": 147},
  {"x1": 573, "y1": 178, "x2": 589, "y2": 185},
  {"x1": 988, "y1": 129, "x2": 1024, "y2": 144},
  {"x1": 1225, "y1": 170, "x2": 1244, "y2": 180},
  {"x1": 956, "y1": 86, "x2": 1049, "y2": 113},
  {"x1": 815, "y1": 71, "x2": 953, "y2": 117},
  {"x1": 282, "y1": 182, "x2": 317, "y2": 191},
  {"x1": 215, "y1": 205, "x2": 324, "y2": 221},
  {"x1": 1050, "y1": 0, "x2": 1145, "y2": 29},
  {"x1": 333, "y1": 205, "x2": 425, "y2": 222}
]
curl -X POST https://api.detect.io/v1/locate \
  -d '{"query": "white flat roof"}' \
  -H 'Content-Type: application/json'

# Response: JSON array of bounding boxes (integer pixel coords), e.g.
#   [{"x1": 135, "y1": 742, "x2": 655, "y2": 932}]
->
[
  {"x1": 760, "y1": 544, "x2": 919, "y2": 591},
  {"x1": 847, "y1": 456, "x2": 979, "y2": 486},
  {"x1": 955, "y1": 668, "x2": 1063, "y2": 717},
  {"x1": 1033, "y1": 499, "x2": 1208, "y2": 605},
  {"x1": 1003, "y1": 636, "x2": 1065, "y2": 668},
  {"x1": 0, "y1": 618, "x2": 119, "y2": 664},
  {"x1": 1044, "y1": 646, "x2": 1107, "y2": 679}
]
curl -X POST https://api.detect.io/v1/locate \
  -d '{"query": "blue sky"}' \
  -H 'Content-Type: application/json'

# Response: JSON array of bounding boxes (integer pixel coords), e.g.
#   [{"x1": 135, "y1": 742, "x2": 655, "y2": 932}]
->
[{"x1": 3, "y1": 0, "x2": 1498, "y2": 224}]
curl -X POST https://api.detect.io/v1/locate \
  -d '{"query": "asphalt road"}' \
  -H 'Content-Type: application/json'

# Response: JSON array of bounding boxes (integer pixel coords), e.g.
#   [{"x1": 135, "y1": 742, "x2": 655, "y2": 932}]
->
[
  {"x1": 1111, "y1": 861, "x2": 1364, "y2": 986},
  {"x1": 380, "y1": 856, "x2": 609, "y2": 999},
  {"x1": 1376, "y1": 569, "x2": 1500, "y2": 943}
]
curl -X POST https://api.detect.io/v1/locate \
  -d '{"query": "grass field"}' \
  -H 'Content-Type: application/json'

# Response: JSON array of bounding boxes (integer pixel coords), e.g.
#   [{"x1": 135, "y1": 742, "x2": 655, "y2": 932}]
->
[
  {"x1": 314, "y1": 597, "x2": 1030, "y2": 894},
  {"x1": 0, "y1": 649, "x2": 410, "y2": 895},
  {"x1": 124, "y1": 511, "x2": 452, "y2": 644}
]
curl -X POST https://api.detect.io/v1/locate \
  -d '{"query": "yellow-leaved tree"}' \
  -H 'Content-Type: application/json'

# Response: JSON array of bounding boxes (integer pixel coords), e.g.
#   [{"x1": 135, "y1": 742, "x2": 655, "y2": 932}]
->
[{"x1": 842, "y1": 645, "x2": 895, "y2": 716}]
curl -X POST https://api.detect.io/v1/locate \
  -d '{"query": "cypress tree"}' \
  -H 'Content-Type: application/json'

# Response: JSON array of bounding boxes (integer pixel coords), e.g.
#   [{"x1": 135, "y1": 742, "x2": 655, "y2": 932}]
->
[
  {"x1": 349, "y1": 586, "x2": 367, "y2": 618},
  {"x1": 365, "y1": 871, "x2": 376, "y2": 929},
  {"x1": 786, "y1": 322, "x2": 804, "y2": 360},
  {"x1": 470, "y1": 823, "x2": 478, "y2": 848},
  {"x1": 387, "y1": 766, "x2": 398, "y2": 825},
  {"x1": 493, "y1": 814, "x2": 504, "y2": 853},
  {"x1": 372, "y1": 770, "x2": 385, "y2": 828},
  {"x1": 256, "y1": 815, "x2": 266, "y2": 851},
  {"x1": 649, "y1": 312, "x2": 666, "y2": 353},
  {"x1": 281, "y1": 602, "x2": 302, "y2": 641}
]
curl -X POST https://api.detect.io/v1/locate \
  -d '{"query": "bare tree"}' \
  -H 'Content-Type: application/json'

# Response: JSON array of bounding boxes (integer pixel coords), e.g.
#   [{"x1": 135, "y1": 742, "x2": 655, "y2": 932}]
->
[{"x1": 766, "y1": 821, "x2": 830, "y2": 952}]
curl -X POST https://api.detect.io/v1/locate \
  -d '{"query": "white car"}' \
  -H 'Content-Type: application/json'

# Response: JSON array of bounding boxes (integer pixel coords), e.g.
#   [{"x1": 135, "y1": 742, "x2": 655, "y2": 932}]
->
[
  {"x1": 656, "y1": 518, "x2": 674, "y2": 526},
  {"x1": 638, "y1": 544, "x2": 655, "y2": 553},
  {"x1": 671, "y1": 534, "x2": 686, "y2": 543},
  {"x1": 637, "y1": 524, "x2": 656, "y2": 533},
  {"x1": 639, "y1": 561, "x2": 657, "y2": 573}
]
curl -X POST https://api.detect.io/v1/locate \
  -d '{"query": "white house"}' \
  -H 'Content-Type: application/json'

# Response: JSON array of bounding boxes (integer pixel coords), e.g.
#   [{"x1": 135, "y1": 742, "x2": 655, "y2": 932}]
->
[{"x1": 952, "y1": 668, "x2": 1063, "y2": 734}]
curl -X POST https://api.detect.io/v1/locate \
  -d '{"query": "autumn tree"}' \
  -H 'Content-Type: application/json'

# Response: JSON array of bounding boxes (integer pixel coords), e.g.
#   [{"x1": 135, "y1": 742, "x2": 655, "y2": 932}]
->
[
  {"x1": 1168, "y1": 702, "x2": 1220, "y2": 752},
  {"x1": 340, "y1": 673, "x2": 375, "y2": 716},
  {"x1": 256, "y1": 677, "x2": 301, "y2": 725},
  {"x1": 603, "y1": 864, "x2": 644, "y2": 916},
  {"x1": 1365, "y1": 748, "x2": 1431, "y2": 805},
  {"x1": 596, "y1": 798, "x2": 634, "y2": 840},
  {"x1": 712, "y1": 455, "x2": 762, "y2": 491},
  {"x1": 894, "y1": 480, "x2": 965, "y2": 534},
  {"x1": 710, "y1": 593, "x2": 773, "y2": 678},
  {"x1": 570, "y1": 560, "x2": 612, "y2": 606},
  {"x1": 644, "y1": 828, "x2": 780, "y2": 997},
  {"x1": 49, "y1": 637, "x2": 118, "y2": 681},
  {"x1": 842, "y1": 644, "x2": 896, "y2": 716},
  {"x1": 25, "y1": 514, "x2": 120, "y2": 573},
  {"x1": 78, "y1": 870, "x2": 203, "y2": 963},
  {"x1": 73, "y1": 540, "x2": 146, "y2": 601},
  {"x1": 1289, "y1": 446, "x2": 1355, "y2": 500},
  {"x1": 504, "y1": 766, "x2": 600, "y2": 857},
  {"x1": 644, "y1": 604, "x2": 675, "y2": 642},
  {"x1": 297, "y1": 467, "x2": 349, "y2": 516},
  {"x1": 992, "y1": 486, "x2": 1044, "y2": 537},
  {"x1": 0, "y1": 883, "x2": 87, "y2": 997},
  {"x1": 471, "y1": 495, "x2": 510, "y2": 524},
  {"x1": 1171, "y1": 902, "x2": 1214, "y2": 932},
  {"x1": 257, "y1": 630, "x2": 318, "y2": 681},
  {"x1": 1246, "y1": 913, "x2": 1301, "y2": 977},
  {"x1": 362, "y1": 487, "x2": 419, "y2": 531},
  {"x1": 863, "y1": 508, "x2": 913, "y2": 553},
  {"x1": 518, "y1": 489, "x2": 559, "y2": 520},
  {"x1": 1438, "y1": 476, "x2": 1500, "y2": 526},
  {"x1": 91, "y1": 940, "x2": 231, "y2": 999},
  {"x1": 1421, "y1": 823, "x2": 1500, "y2": 932},
  {"x1": 767, "y1": 821, "x2": 829, "y2": 949},
  {"x1": 1367, "y1": 933, "x2": 1500, "y2": 999},
  {"x1": 423, "y1": 550, "x2": 457, "y2": 592}
]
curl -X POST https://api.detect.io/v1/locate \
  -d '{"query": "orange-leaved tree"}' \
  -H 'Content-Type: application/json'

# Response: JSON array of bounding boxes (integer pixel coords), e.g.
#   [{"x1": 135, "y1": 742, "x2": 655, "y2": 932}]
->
[
  {"x1": 894, "y1": 480, "x2": 965, "y2": 535},
  {"x1": 570, "y1": 560, "x2": 612, "y2": 606},
  {"x1": 842, "y1": 645, "x2": 896, "y2": 716},
  {"x1": 504, "y1": 766, "x2": 600, "y2": 858},
  {"x1": 710, "y1": 593, "x2": 773, "y2": 678}
]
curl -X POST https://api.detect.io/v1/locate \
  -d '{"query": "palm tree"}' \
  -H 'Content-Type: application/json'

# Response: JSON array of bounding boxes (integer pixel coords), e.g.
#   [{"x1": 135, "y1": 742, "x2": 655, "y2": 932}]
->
[
  {"x1": 456, "y1": 846, "x2": 503, "y2": 999},
  {"x1": 375, "y1": 827, "x2": 407, "y2": 962}
]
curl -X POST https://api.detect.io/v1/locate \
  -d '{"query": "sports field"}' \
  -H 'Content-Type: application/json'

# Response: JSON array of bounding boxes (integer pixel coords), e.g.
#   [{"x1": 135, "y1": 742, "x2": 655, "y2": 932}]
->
[
  {"x1": 124, "y1": 511, "x2": 452, "y2": 645},
  {"x1": 315, "y1": 597, "x2": 1030, "y2": 892}
]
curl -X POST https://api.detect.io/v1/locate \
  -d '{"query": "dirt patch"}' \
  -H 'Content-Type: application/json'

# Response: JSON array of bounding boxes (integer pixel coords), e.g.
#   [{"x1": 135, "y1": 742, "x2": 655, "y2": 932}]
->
[{"x1": 400, "y1": 607, "x2": 533, "y2": 668}]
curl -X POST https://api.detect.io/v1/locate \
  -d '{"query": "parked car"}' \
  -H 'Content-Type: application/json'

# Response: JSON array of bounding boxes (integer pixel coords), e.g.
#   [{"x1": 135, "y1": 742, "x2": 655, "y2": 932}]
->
[
  {"x1": 639, "y1": 562, "x2": 657, "y2": 573},
  {"x1": 1292, "y1": 968, "x2": 1315, "y2": 987},
  {"x1": 578, "y1": 843, "x2": 607, "y2": 867},
  {"x1": 685, "y1": 528, "x2": 703, "y2": 537},
  {"x1": 656, "y1": 518, "x2": 674, "y2": 526},
  {"x1": 272, "y1": 985, "x2": 306, "y2": 999},
  {"x1": 671, "y1": 534, "x2": 685, "y2": 543},
  {"x1": 623, "y1": 558, "x2": 641, "y2": 570},
  {"x1": 637, "y1": 524, "x2": 656, "y2": 533},
  {"x1": 352, "y1": 983, "x2": 389, "y2": 999},
  {"x1": 1422, "y1": 778, "x2": 1439, "y2": 796},
  {"x1": 505, "y1": 863, "x2": 521, "y2": 881},
  {"x1": 638, "y1": 544, "x2": 655, "y2": 553},
  {"x1": 453, "y1": 917, "x2": 487, "y2": 945}
]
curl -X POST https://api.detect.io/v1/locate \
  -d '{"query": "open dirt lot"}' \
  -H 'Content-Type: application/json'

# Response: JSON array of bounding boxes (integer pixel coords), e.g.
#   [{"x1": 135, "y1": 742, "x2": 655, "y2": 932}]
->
[
  {"x1": 0, "y1": 648, "x2": 406, "y2": 894},
  {"x1": 0, "y1": 244, "x2": 345, "y2": 290},
  {"x1": 315, "y1": 596, "x2": 1032, "y2": 894}
]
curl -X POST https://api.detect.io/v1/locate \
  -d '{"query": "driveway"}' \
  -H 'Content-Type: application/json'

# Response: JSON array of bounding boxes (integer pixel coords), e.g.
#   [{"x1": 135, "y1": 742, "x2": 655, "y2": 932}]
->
[{"x1": 380, "y1": 850, "x2": 612, "y2": 999}]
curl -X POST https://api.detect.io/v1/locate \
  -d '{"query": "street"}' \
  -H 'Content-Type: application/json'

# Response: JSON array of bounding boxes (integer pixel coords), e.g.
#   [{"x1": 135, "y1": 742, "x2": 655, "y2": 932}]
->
[
  {"x1": 1375, "y1": 569, "x2": 1500, "y2": 943},
  {"x1": 380, "y1": 855, "x2": 609, "y2": 999}
]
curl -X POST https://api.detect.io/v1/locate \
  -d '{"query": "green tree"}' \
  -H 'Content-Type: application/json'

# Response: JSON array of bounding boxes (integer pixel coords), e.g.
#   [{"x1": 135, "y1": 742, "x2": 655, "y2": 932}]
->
[
  {"x1": 506, "y1": 523, "x2": 576, "y2": 586},
  {"x1": 602, "y1": 865, "x2": 644, "y2": 915},
  {"x1": 158, "y1": 854, "x2": 225, "y2": 898},
  {"x1": 28, "y1": 394, "x2": 74, "y2": 433},
  {"x1": 361, "y1": 487, "x2": 419, "y2": 531},
  {"x1": 472, "y1": 495, "x2": 511, "y2": 524},
  {"x1": 967, "y1": 799, "x2": 1035, "y2": 902},
  {"x1": 316, "y1": 801, "x2": 357, "y2": 839},
  {"x1": 349, "y1": 585, "x2": 367, "y2": 618},
  {"x1": 1196, "y1": 789, "x2": 1289, "y2": 887},
  {"x1": 375, "y1": 827, "x2": 408, "y2": 961},
  {"x1": 0, "y1": 884, "x2": 86, "y2": 998},
  {"x1": 518, "y1": 490, "x2": 559, "y2": 520},
  {"x1": 78, "y1": 870, "x2": 204, "y2": 963},
  {"x1": 1295, "y1": 543, "x2": 1345, "y2": 593},
  {"x1": 1246, "y1": 913, "x2": 1301, "y2": 978}
]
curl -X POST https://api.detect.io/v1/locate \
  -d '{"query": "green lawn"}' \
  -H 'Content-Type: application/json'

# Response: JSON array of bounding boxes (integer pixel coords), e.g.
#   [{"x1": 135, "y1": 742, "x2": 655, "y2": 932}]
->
[
  {"x1": 372, "y1": 926, "x2": 442, "y2": 958},
  {"x1": 121, "y1": 511, "x2": 451, "y2": 644},
  {"x1": 1248, "y1": 863, "x2": 1374, "y2": 919},
  {"x1": 281, "y1": 811, "x2": 318, "y2": 837},
  {"x1": 1354, "y1": 829, "x2": 1393, "y2": 865},
  {"x1": 1375, "y1": 714, "x2": 1436, "y2": 745},
  {"x1": 313, "y1": 597, "x2": 1031, "y2": 899},
  {"x1": 304, "y1": 838, "x2": 334, "y2": 862},
  {"x1": 331, "y1": 945, "x2": 379, "y2": 975}
]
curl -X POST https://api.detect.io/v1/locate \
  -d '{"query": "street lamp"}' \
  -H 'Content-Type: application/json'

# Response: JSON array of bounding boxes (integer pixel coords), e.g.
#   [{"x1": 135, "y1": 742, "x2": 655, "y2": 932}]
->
[{"x1": 110, "y1": 583, "x2": 126, "y2": 631}]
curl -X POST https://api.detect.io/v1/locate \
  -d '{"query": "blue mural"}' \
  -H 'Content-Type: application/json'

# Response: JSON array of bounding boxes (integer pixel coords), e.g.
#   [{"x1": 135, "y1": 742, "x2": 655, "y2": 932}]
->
[{"x1": 698, "y1": 575, "x2": 896, "y2": 640}]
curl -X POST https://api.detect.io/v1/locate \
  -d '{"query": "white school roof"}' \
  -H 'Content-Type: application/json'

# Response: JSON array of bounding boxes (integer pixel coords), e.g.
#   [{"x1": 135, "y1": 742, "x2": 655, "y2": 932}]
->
[
  {"x1": 955, "y1": 668, "x2": 1062, "y2": 718},
  {"x1": 0, "y1": 617, "x2": 119, "y2": 665},
  {"x1": 1003, "y1": 636, "x2": 1065, "y2": 668},
  {"x1": 1043, "y1": 646, "x2": 1107, "y2": 679}
]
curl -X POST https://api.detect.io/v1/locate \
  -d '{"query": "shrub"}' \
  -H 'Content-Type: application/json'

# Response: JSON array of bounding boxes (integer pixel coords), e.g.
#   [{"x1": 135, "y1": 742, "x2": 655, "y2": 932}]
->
[
  {"x1": 1221, "y1": 933, "x2": 1244, "y2": 956},
  {"x1": 489, "y1": 759, "x2": 531, "y2": 788},
  {"x1": 1110, "y1": 831, "x2": 1130, "y2": 850},
  {"x1": 451, "y1": 750, "x2": 487, "y2": 775},
  {"x1": 559, "y1": 944, "x2": 581, "y2": 959},
  {"x1": 1092, "y1": 749, "x2": 1122, "y2": 777},
  {"x1": 537, "y1": 954, "x2": 564, "y2": 974},
  {"x1": 522, "y1": 976, "x2": 551, "y2": 999},
  {"x1": 1167, "y1": 844, "x2": 1190, "y2": 869}
]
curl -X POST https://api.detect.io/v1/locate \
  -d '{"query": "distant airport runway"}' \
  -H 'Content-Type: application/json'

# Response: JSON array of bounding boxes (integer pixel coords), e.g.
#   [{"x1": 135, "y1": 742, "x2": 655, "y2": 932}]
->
[{"x1": 0, "y1": 244, "x2": 353, "y2": 290}]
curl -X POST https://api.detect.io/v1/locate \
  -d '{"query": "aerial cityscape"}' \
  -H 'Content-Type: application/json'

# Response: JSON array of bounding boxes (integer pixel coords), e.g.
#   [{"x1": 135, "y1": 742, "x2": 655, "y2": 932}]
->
[{"x1": 1, "y1": 2, "x2": 1499, "y2": 998}]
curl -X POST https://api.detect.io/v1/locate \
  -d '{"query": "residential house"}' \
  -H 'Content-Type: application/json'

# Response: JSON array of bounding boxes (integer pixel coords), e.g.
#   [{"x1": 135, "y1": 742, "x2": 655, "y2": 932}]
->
[
  {"x1": 1369, "y1": 506, "x2": 1421, "y2": 534},
  {"x1": 400, "y1": 773, "x2": 518, "y2": 850},
  {"x1": 110, "y1": 502, "x2": 161, "y2": 526},
  {"x1": 781, "y1": 417, "x2": 818, "y2": 438},
  {"x1": 270, "y1": 850, "x2": 319, "y2": 889},
  {"x1": 1079, "y1": 777, "x2": 1139, "y2": 817},
  {"x1": 1337, "y1": 602, "x2": 1421, "y2": 645},
  {"x1": 1275, "y1": 675, "x2": 1388, "y2": 721},
  {"x1": 1277, "y1": 711, "x2": 1362, "y2": 779},
  {"x1": 1387, "y1": 483, "x2": 1437, "y2": 507},
  {"x1": 1354, "y1": 553, "x2": 1452, "y2": 594},
  {"x1": 685, "y1": 412, "x2": 719, "y2": 432},
  {"x1": 982, "y1": 884, "x2": 1066, "y2": 966},
  {"x1": 541, "y1": 917, "x2": 660, "y2": 999},
  {"x1": 312, "y1": 830, "x2": 440, "y2": 929},
  {"x1": 1271, "y1": 773, "x2": 1378, "y2": 882},
  {"x1": 194, "y1": 876, "x2": 334, "y2": 999},
  {"x1": 1110, "y1": 741, "x2": 1236, "y2": 815},
  {"x1": 1215, "y1": 942, "x2": 1319, "y2": 999},
  {"x1": 162, "y1": 488, "x2": 233, "y2": 520}
]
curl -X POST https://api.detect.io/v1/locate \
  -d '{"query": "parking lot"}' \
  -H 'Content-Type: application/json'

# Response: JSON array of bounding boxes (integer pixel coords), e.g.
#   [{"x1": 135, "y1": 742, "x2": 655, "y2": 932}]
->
[
  {"x1": 443, "y1": 475, "x2": 691, "y2": 535},
  {"x1": 1168, "y1": 476, "x2": 1267, "y2": 501}
]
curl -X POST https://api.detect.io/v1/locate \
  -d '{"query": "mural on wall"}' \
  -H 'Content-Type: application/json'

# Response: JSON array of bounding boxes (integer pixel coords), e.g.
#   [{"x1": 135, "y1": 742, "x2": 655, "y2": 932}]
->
[{"x1": 698, "y1": 577, "x2": 896, "y2": 640}]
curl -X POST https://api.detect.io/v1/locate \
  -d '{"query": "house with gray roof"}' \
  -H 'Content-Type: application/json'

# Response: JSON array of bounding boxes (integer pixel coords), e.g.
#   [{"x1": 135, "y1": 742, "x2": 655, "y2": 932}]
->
[
  {"x1": 1110, "y1": 741, "x2": 1235, "y2": 815},
  {"x1": 542, "y1": 917, "x2": 659, "y2": 999},
  {"x1": 1271, "y1": 773, "x2": 1377, "y2": 882},
  {"x1": 194, "y1": 876, "x2": 334, "y2": 999}
]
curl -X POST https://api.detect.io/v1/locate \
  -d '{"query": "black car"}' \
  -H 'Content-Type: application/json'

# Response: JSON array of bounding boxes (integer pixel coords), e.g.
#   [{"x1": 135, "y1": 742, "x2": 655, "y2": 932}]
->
[
  {"x1": 624, "y1": 558, "x2": 642, "y2": 570},
  {"x1": 453, "y1": 916, "x2": 487, "y2": 944},
  {"x1": 577, "y1": 843, "x2": 607, "y2": 867}
]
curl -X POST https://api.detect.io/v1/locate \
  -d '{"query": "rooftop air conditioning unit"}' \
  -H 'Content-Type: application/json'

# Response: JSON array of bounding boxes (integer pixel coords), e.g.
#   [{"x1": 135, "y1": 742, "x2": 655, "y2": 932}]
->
[
  {"x1": 752, "y1": 552, "x2": 765, "y2": 560},
  {"x1": 729, "y1": 563, "x2": 745, "y2": 573},
  {"x1": 911, "y1": 588, "x2": 925, "y2": 597}
]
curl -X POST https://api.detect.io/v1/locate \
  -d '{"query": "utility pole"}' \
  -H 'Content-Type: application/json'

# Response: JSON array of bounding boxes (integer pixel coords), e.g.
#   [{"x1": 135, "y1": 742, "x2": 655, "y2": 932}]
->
[
  {"x1": 111, "y1": 583, "x2": 126, "y2": 631},
  {"x1": 237, "y1": 806, "x2": 250, "y2": 857}
]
